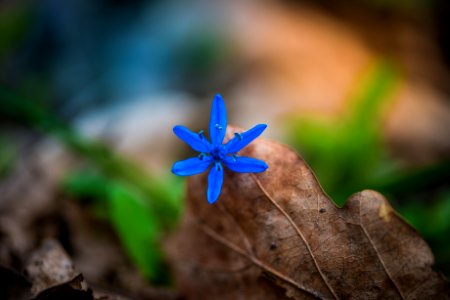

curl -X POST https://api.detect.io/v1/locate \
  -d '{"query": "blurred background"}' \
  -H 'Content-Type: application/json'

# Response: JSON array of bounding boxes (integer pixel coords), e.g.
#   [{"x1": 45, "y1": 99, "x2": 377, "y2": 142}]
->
[{"x1": 0, "y1": 0, "x2": 449, "y2": 295}]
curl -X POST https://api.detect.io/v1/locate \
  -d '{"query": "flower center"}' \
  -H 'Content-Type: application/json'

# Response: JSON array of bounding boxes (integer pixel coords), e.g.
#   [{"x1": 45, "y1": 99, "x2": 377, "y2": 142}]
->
[{"x1": 210, "y1": 146, "x2": 226, "y2": 162}]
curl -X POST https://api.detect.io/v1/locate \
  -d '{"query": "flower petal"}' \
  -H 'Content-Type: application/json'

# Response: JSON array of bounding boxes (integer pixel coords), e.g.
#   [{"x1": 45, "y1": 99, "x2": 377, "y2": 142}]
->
[
  {"x1": 209, "y1": 94, "x2": 227, "y2": 146},
  {"x1": 207, "y1": 162, "x2": 224, "y2": 204},
  {"x1": 172, "y1": 156, "x2": 212, "y2": 176},
  {"x1": 173, "y1": 125, "x2": 211, "y2": 152},
  {"x1": 225, "y1": 124, "x2": 267, "y2": 153},
  {"x1": 223, "y1": 156, "x2": 268, "y2": 173}
]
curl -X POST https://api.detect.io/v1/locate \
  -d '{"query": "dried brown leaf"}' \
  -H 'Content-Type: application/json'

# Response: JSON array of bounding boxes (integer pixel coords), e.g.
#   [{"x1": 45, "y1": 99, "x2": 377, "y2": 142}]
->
[
  {"x1": 167, "y1": 126, "x2": 450, "y2": 299},
  {"x1": 25, "y1": 239, "x2": 85, "y2": 296}
]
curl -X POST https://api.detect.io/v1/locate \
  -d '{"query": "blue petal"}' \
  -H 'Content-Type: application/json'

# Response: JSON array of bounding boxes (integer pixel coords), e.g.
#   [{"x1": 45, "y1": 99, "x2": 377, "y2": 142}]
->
[
  {"x1": 173, "y1": 125, "x2": 211, "y2": 152},
  {"x1": 207, "y1": 162, "x2": 224, "y2": 204},
  {"x1": 223, "y1": 156, "x2": 268, "y2": 173},
  {"x1": 209, "y1": 94, "x2": 227, "y2": 146},
  {"x1": 172, "y1": 156, "x2": 213, "y2": 176},
  {"x1": 225, "y1": 124, "x2": 267, "y2": 153}
]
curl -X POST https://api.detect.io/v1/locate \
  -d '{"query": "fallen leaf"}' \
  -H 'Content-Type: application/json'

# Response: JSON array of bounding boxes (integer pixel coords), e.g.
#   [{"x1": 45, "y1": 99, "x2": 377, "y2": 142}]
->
[
  {"x1": 32, "y1": 274, "x2": 94, "y2": 300},
  {"x1": 24, "y1": 239, "x2": 132, "y2": 300},
  {"x1": 167, "y1": 126, "x2": 450, "y2": 299},
  {"x1": 25, "y1": 239, "x2": 85, "y2": 296}
]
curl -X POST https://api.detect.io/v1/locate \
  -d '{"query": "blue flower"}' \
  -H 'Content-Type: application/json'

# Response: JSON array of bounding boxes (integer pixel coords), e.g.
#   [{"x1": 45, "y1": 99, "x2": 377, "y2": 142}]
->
[{"x1": 172, "y1": 94, "x2": 268, "y2": 204}]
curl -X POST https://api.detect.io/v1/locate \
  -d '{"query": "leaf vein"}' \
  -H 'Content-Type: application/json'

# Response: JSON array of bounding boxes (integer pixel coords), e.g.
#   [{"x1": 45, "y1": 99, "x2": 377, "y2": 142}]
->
[
  {"x1": 251, "y1": 174, "x2": 339, "y2": 300},
  {"x1": 358, "y1": 201, "x2": 405, "y2": 299},
  {"x1": 198, "y1": 221, "x2": 326, "y2": 300}
]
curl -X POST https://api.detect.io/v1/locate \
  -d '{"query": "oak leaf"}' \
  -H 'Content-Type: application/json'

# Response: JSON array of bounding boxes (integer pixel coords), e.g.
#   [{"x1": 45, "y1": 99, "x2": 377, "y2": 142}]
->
[{"x1": 167, "y1": 126, "x2": 450, "y2": 299}]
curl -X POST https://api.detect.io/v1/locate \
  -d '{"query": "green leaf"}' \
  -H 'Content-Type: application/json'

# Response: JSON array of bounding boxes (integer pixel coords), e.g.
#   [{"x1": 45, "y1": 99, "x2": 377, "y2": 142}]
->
[
  {"x1": 0, "y1": 138, "x2": 16, "y2": 178},
  {"x1": 64, "y1": 170, "x2": 172, "y2": 283},
  {"x1": 286, "y1": 60, "x2": 399, "y2": 207},
  {"x1": 63, "y1": 170, "x2": 109, "y2": 200},
  {"x1": 108, "y1": 183, "x2": 168, "y2": 283}
]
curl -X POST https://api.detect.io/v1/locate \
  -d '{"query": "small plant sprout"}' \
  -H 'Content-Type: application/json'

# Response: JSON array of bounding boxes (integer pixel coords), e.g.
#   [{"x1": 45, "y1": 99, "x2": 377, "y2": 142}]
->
[{"x1": 172, "y1": 94, "x2": 268, "y2": 204}]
